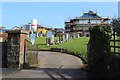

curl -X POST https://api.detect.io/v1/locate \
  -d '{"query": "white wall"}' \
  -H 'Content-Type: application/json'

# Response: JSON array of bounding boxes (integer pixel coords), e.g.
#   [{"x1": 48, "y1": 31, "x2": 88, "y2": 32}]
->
[{"x1": 78, "y1": 20, "x2": 102, "y2": 24}]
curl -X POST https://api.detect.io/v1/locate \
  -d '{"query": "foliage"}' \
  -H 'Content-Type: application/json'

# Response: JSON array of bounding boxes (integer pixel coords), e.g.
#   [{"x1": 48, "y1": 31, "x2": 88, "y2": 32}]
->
[
  {"x1": 89, "y1": 25, "x2": 113, "y2": 73},
  {"x1": 89, "y1": 25, "x2": 113, "y2": 53},
  {"x1": 111, "y1": 18, "x2": 120, "y2": 33}
]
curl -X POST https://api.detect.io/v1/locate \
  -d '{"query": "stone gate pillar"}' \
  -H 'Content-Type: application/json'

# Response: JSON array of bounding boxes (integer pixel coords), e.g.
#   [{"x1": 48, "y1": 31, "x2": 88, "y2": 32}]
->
[{"x1": 6, "y1": 30, "x2": 28, "y2": 69}]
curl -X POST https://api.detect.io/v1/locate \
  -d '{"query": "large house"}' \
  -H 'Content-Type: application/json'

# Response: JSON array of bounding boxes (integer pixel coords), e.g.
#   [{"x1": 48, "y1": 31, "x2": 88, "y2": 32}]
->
[{"x1": 65, "y1": 10, "x2": 110, "y2": 37}]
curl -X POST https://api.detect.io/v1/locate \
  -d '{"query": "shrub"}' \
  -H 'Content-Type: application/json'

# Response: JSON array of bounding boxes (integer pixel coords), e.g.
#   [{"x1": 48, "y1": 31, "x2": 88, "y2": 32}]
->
[{"x1": 89, "y1": 25, "x2": 113, "y2": 73}]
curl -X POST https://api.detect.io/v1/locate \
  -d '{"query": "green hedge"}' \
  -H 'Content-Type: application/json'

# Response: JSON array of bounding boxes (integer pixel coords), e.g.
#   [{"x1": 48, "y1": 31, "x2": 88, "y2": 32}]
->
[{"x1": 89, "y1": 25, "x2": 113, "y2": 73}]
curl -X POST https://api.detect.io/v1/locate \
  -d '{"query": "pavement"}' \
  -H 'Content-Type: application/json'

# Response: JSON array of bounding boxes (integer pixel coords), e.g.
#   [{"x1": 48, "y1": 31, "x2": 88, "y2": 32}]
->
[{"x1": 2, "y1": 51, "x2": 104, "y2": 79}]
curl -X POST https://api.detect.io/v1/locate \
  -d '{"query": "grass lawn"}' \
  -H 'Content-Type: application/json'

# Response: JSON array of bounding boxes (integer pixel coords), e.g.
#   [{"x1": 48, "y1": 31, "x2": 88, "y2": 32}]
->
[
  {"x1": 110, "y1": 36, "x2": 120, "y2": 53},
  {"x1": 27, "y1": 37, "x2": 59, "y2": 49},
  {"x1": 50, "y1": 37, "x2": 90, "y2": 59},
  {"x1": 27, "y1": 37, "x2": 90, "y2": 59},
  {"x1": 27, "y1": 36, "x2": 120, "y2": 59}
]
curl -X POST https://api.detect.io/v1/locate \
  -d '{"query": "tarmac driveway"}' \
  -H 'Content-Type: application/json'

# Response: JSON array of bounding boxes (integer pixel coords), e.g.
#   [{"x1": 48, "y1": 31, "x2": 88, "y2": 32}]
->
[
  {"x1": 38, "y1": 51, "x2": 84, "y2": 69},
  {"x1": 2, "y1": 51, "x2": 103, "y2": 79}
]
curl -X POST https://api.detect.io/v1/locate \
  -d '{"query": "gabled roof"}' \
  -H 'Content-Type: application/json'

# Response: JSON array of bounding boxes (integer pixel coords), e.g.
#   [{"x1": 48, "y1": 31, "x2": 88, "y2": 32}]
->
[
  {"x1": 88, "y1": 10, "x2": 94, "y2": 13},
  {"x1": 79, "y1": 14, "x2": 101, "y2": 19},
  {"x1": 79, "y1": 10, "x2": 101, "y2": 19},
  {"x1": 12, "y1": 26, "x2": 21, "y2": 30}
]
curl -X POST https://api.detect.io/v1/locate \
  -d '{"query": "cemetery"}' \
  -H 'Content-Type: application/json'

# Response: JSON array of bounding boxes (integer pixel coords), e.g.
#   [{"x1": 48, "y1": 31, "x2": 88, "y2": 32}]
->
[
  {"x1": 27, "y1": 30, "x2": 120, "y2": 60},
  {"x1": 1, "y1": 2, "x2": 120, "y2": 78},
  {"x1": 27, "y1": 34, "x2": 89, "y2": 59}
]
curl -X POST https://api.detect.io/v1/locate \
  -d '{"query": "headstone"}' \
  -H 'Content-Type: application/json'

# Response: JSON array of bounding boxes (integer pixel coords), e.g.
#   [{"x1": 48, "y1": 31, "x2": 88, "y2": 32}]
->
[
  {"x1": 46, "y1": 38, "x2": 50, "y2": 45},
  {"x1": 76, "y1": 33, "x2": 79, "y2": 38},
  {"x1": 51, "y1": 34, "x2": 54, "y2": 43},
  {"x1": 63, "y1": 35, "x2": 65, "y2": 41},
  {"x1": 59, "y1": 36, "x2": 61, "y2": 42},
  {"x1": 40, "y1": 33, "x2": 42, "y2": 37},
  {"x1": 48, "y1": 38, "x2": 50, "y2": 45},
  {"x1": 81, "y1": 33, "x2": 83, "y2": 37},
  {"x1": 0, "y1": 37, "x2": 3, "y2": 42},
  {"x1": 30, "y1": 34, "x2": 36, "y2": 45},
  {"x1": 47, "y1": 31, "x2": 52, "y2": 37},
  {"x1": 37, "y1": 32, "x2": 39, "y2": 37},
  {"x1": 73, "y1": 34, "x2": 75, "y2": 39},
  {"x1": 39, "y1": 31, "x2": 43, "y2": 37},
  {"x1": 59, "y1": 35, "x2": 63, "y2": 42},
  {"x1": 66, "y1": 34, "x2": 69, "y2": 40}
]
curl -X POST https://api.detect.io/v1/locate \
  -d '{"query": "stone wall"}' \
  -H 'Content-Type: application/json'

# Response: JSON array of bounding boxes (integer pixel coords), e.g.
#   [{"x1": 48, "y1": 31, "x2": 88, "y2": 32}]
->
[
  {"x1": 6, "y1": 30, "x2": 28, "y2": 69},
  {"x1": 7, "y1": 34, "x2": 20, "y2": 68},
  {"x1": 2, "y1": 42, "x2": 7, "y2": 68}
]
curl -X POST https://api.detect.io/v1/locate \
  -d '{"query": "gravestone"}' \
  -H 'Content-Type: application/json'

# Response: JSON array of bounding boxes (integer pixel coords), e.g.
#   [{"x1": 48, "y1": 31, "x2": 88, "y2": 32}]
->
[
  {"x1": 51, "y1": 34, "x2": 54, "y2": 43},
  {"x1": 46, "y1": 38, "x2": 50, "y2": 46},
  {"x1": 46, "y1": 38, "x2": 48, "y2": 45},
  {"x1": 30, "y1": 34, "x2": 36, "y2": 45},
  {"x1": 59, "y1": 35, "x2": 62, "y2": 42},
  {"x1": 40, "y1": 31, "x2": 43, "y2": 37},
  {"x1": 0, "y1": 37, "x2": 3, "y2": 42},
  {"x1": 63, "y1": 35, "x2": 65, "y2": 41},
  {"x1": 47, "y1": 31, "x2": 52, "y2": 38},
  {"x1": 47, "y1": 31, "x2": 53, "y2": 44},
  {"x1": 37, "y1": 32, "x2": 39, "y2": 37},
  {"x1": 77, "y1": 33, "x2": 79, "y2": 38},
  {"x1": 66, "y1": 34, "x2": 69, "y2": 40},
  {"x1": 73, "y1": 33, "x2": 75, "y2": 39}
]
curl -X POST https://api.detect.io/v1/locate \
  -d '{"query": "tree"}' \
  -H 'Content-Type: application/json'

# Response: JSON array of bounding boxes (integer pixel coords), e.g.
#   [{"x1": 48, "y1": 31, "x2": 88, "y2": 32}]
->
[{"x1": 111, "y1": 18, "x2": 120, "y2": 33}]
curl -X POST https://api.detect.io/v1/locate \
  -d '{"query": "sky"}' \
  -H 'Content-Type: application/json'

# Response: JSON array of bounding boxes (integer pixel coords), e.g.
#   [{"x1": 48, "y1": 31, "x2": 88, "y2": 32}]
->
[{"x1": 2, "y1": 2, "x2": 118, "y2": 29}]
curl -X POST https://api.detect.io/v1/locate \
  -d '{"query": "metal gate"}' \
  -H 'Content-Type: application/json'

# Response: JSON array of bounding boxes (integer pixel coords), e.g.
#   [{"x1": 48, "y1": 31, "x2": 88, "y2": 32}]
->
[{"x1": 25, "y1": 39, "x2": 38, "y2": 66}]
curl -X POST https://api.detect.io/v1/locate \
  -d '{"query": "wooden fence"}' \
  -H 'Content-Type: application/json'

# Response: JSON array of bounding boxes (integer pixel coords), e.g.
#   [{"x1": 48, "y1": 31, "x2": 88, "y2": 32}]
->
[{"x1": 110, "y1": 31, "x2": 120, "y2": 54}]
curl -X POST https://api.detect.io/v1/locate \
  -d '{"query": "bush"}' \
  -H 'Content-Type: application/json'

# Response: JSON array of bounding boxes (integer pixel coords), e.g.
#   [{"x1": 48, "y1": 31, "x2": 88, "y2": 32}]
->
[{"x1": 89, "y1": 25, "x2": 113, "y2": 73}]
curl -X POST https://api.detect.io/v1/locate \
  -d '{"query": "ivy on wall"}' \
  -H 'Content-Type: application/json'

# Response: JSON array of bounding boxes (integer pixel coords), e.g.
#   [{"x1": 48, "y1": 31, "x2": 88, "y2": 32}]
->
[{"x1": 89, "y1": 25, "x2": 113, "y2": 73}]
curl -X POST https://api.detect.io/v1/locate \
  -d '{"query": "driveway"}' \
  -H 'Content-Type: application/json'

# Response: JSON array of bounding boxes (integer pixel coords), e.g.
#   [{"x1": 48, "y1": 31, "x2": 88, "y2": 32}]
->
[
  {"x1": 38, "y1": 51, "x2": 84, "y2": 68},
  {"x1": 2, "y1": 51, "x2": 103, "y2": 79}
]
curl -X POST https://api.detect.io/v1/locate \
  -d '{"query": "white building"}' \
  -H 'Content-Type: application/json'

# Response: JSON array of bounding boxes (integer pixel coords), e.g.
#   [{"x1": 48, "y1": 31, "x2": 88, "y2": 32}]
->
[{"x1": 31, "y1": 19, "x2": 37, "y2": 32}]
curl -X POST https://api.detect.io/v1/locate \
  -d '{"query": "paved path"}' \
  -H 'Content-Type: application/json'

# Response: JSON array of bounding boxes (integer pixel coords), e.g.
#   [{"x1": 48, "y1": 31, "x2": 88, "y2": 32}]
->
[
  {"x1": 2, "y1": 51, "x2": 103, "y2": 79},
  {"x1": 38, "y1": 51, "x2": 84, "y2": 68}
]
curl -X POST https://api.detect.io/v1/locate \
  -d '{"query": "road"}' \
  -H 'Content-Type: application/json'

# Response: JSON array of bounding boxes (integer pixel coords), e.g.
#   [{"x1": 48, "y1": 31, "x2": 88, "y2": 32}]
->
[{"x1": 2, "y1": 51, "x2": 103, "y2": 79}]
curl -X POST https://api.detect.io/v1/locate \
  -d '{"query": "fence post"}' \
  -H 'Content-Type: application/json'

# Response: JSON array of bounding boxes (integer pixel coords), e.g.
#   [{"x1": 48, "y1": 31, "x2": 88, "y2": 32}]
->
[
  {"x1": 114, "y1": 31, "x2": 116, "y2": 54},
  {"x1": 36, "y1": 53, "x2": 38, "y2": 64},
  {"x1": 37, "y1": 44, "x2": 38, "y2": 54},
  {"x1": 23, "y1": 39, "x2": 26, "y2": 68}
]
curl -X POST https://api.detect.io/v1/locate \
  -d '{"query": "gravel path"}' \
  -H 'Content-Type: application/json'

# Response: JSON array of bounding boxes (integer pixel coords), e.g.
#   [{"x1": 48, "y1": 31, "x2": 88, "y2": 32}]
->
[{"x1": 2, "y1": 51, "x2": 103, "y2": 79}]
